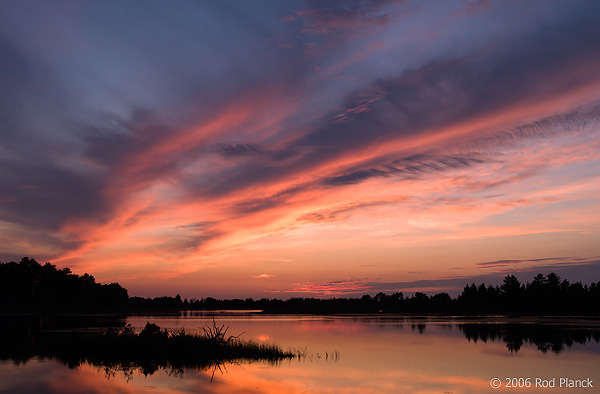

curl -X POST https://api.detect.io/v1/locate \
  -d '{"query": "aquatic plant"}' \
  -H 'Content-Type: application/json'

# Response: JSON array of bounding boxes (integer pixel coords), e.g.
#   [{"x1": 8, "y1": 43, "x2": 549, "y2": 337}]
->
[{"x1": 0, "y1": 321, "x2": 298, "y2": 379}]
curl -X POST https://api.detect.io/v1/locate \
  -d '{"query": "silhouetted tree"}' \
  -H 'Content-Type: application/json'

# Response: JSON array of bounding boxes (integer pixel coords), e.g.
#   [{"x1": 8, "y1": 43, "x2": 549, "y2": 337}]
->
[
  {"x1": 0, "y1": 257, "x2": 127, "y2": 312},
  {"x1": 500, "y1": 275, "x2": 522, "y2": 311}
]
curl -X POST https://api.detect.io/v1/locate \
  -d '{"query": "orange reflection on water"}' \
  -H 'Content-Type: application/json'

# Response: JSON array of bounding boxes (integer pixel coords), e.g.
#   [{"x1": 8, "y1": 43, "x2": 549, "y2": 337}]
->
[{"x1": 2, "y1": 316, "x2": 599, "y2": 394}]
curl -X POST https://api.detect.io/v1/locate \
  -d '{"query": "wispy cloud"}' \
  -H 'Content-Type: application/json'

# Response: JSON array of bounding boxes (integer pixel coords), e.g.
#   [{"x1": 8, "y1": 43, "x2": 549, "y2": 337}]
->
[
  {"x1": 323, "y1": 154, "x2": 486, "y2": 186},
  {"x1": 289, "y1": 0, "x2": 393, "y2": 35},
  {"x1": 287, "y1": 278, "x2": 378, "y2": 296},
  {"x1": 475, "y1": 257, "x2": 569, "y2": 268}
]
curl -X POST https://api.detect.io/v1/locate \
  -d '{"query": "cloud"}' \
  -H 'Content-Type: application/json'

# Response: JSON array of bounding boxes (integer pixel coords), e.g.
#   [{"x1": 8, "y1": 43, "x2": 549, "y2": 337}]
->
[
  {"x1": 212, "y1": 142, "x2": 263, "y2": 158},
  {"x1": 475, "y1": 257, "x2": 569, "y2": 268},
  {"x1": 463, "y1": 0, "x2": 492, "y2": 15},
  {"x1": 323, "y1": 154, "x2": 485, "y2": 185},
  {"x1": 194, "y1": 99, "x2": 600, "y2": 231},
  {"x1": 290, "y1": 0, "x2": 393, "y2": 35},
  {"x1": 297, "y1": 200, "x2": 394, "y2": 223},
  {"x1": 234, "y1": 198, "x2": 284, "y2": 215},
  {"x1": 190, "y1": 5, "x2": 600, "y2": 208},
  {"x1": 466, "y1": 103, "x2": 600, "y2": 151},
  {"x1": 0, "y1": 157, "x2": 108, "y2": 230},
  {"x1": 253, "y1": 273, "x2": 273, "y2": 279},
  {"x1": 287, "y1": 278, "x2": 377, "y2": 296}
]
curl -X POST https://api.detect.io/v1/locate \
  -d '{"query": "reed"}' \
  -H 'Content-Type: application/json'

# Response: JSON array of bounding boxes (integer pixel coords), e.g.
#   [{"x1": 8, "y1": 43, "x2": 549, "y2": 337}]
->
[{"x1": 0, "y1": 320, "x2": 299, "y2": 378}]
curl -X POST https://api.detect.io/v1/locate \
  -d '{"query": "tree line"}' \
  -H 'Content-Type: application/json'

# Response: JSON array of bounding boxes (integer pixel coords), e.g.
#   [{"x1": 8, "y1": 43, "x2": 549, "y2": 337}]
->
[
  {"x1": 1, "y1": 257, "x2": 599, "y2": 314},
  {"x1": 177, "y1": 273, "x2": 600, "y2": 315},
  {"x1": 455, "y1": 273, "x2": 600, "y2": 314},
  {"x1": 0, "y1": 257, "x2": 128, "y2": 312}
]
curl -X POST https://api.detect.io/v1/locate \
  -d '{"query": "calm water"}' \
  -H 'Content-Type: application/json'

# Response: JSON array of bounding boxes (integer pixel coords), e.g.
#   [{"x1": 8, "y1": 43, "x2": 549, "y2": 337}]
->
[{"x1": 1, "y1": 313, "x2": 599, "y2": 394}]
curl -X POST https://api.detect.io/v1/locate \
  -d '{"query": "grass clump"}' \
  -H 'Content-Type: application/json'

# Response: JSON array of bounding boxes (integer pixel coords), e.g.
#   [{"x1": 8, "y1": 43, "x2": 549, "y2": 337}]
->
[{"x1": 0, "y1": 319, "x2": 298, "y2": 378}]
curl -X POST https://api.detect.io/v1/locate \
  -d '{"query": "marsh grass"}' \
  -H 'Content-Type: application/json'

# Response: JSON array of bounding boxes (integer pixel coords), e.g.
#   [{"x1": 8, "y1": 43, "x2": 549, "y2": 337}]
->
[{"x1": 0, "y1": 320, "x2": 300, "y2": 379}]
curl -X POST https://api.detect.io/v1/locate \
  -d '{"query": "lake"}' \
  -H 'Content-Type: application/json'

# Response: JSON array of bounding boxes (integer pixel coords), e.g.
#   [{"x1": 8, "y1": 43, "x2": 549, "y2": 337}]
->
[{"x1": 1, "y1": 313, "x2": 599, "y2": 393}]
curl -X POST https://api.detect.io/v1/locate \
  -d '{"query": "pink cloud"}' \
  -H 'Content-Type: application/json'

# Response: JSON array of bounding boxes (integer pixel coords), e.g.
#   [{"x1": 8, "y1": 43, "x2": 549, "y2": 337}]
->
[{"x1": 253, "y1": 273, "x2": 273, "y2": 279}]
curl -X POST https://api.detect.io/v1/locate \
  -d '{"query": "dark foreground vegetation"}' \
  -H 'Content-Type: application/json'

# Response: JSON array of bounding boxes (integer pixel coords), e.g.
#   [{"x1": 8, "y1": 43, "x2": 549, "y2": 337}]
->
[
  {"x1": 1, "y1": 257, "x2": 599, "y2": 314},
  {"x1": 0, "y1": 319, "x2": 297, "y2": 379}
]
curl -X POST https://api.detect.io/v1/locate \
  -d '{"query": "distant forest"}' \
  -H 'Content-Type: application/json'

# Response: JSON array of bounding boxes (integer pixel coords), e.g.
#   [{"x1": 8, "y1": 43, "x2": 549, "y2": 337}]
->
[{"x1": 1, "y1": 257, "x2": 599, "y2": 315}]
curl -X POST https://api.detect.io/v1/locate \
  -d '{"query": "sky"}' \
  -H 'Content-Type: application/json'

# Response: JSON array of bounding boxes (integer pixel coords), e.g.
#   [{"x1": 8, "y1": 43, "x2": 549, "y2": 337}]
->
[{"x1": 1, "y1": 0, "x2": 599, "y2": 299}]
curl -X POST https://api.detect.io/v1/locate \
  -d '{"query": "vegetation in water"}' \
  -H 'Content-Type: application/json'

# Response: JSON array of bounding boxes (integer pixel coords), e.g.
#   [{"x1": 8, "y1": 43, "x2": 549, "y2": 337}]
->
[{"x1": 0, "y1": 319, "x2": 300, "y2": 379}]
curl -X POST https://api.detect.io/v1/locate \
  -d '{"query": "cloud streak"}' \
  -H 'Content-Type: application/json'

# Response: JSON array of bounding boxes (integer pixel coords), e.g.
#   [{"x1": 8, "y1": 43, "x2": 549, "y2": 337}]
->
[{"x1": 475, "y1": 257, "x2": 569, "y2": 268}]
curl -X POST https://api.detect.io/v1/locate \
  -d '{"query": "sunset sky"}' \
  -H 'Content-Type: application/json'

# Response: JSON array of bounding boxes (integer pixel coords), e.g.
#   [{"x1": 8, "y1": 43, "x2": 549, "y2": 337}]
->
[{"x1": 1, "y1": 0, "x2": 599, "y2": 299}]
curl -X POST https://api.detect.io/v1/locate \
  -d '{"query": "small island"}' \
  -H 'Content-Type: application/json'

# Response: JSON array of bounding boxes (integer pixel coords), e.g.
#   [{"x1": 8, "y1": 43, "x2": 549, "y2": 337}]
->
[{"x1": 1, "y1": 319, "x2": 298, "y2": 378}]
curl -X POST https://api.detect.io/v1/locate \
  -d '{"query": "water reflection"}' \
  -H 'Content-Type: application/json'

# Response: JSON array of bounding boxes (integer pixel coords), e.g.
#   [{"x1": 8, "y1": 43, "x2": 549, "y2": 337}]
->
[
  {"x1": 0, "y1": 316, "x2": 295, "y2": 381},
  {"x1": 1, "y1": 314, "x2": 600, "y2": 394},
  {"x1": 459, "y1": 323, "x2": 600, "y2": 353},
  {"x1": 0, "y1": 314, "x2": 126, "y2": 367}
]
